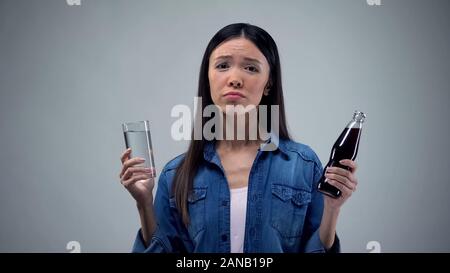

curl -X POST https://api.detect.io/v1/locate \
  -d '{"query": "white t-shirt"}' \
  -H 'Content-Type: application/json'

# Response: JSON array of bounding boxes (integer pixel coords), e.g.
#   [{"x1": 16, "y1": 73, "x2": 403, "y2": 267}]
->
[{"x1": 230, "y1": 186, "x2": 248, "y2": 253}]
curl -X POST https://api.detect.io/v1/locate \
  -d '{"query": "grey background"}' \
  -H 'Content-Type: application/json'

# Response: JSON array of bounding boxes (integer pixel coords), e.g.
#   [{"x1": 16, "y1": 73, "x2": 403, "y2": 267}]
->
[{"x1": 0, "y1": 0, "x2": 449, "y2": 252}]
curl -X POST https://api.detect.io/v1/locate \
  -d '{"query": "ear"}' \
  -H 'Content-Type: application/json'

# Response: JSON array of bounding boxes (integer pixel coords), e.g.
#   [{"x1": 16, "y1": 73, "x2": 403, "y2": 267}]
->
[{"x1": 264, "y1": 81, "x2": 272, "y2": 96}]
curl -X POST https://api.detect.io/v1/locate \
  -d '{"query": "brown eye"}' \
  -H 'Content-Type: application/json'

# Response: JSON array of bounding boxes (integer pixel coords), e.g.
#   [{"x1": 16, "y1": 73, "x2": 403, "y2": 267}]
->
[
  {"x1": 216, "y1": 63, "x2": 229, "y2": 70},
  {"x1": 245, "y1": 65, "x2": 259, "y2": 73}
]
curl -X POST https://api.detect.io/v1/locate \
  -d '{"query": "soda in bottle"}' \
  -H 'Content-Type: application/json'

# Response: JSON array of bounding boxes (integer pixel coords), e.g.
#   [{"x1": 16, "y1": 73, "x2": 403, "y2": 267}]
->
[{"x1": 317, "y1": 111, "x2": 366, "y2": 198}]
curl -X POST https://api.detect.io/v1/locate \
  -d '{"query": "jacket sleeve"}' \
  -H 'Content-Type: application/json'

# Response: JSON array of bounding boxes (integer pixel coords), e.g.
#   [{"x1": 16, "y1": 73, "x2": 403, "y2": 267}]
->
[
  {"x1": 300, "y1": 155, "x2": 341, "y2": 253},
  {"x1": 131, "y1": 168, "x2": 188, "y2": 253}
]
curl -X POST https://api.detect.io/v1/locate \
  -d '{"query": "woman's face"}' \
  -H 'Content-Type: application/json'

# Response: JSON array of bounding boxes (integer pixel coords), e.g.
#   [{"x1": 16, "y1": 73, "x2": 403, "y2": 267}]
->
[{"x1": 208, "y1": 37, "x2": 271, "y2": 112}]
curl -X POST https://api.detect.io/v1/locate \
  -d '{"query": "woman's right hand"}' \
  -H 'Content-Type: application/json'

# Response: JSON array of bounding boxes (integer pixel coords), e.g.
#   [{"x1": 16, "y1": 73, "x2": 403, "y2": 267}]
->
[{"x1": 119, "y1": 148, "x2": 156, "y2": 207}]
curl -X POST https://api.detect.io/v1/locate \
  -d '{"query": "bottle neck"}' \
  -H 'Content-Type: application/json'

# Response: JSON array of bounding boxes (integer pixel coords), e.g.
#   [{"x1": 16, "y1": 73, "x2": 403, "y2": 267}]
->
[{"x1": 346, "y1": 120, "x2": 363, "y2": 129}]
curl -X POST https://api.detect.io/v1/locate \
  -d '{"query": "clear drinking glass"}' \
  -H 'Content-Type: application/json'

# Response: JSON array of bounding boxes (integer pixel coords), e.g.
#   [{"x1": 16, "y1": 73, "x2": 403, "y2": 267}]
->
[{"x1": 122, "y1": 120, "x2": 156, "y2": 177}]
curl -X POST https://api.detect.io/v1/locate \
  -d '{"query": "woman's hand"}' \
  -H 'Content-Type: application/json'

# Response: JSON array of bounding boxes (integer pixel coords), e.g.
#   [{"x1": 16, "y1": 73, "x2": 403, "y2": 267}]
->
[
  {"x1": 119, "y1": 148, "x2": 156, "y2": 208},
  {"x1": 319, "y1": 159, "x2": 359, "y2": 249},
  {"x1": 323, "y1": 159, "x2": 359, "y2": 211}
]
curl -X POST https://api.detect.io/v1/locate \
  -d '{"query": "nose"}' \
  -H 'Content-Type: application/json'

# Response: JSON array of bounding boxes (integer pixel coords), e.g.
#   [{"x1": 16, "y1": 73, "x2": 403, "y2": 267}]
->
[{"x1": 228, "y1": 78, "x2": 243, "y2": 89}]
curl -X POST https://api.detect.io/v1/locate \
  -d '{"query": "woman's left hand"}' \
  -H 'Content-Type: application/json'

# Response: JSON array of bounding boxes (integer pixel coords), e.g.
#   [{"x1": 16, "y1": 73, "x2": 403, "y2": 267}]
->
[{"x1": 323, "y1": 159, "x2": 358, "y2": 210}]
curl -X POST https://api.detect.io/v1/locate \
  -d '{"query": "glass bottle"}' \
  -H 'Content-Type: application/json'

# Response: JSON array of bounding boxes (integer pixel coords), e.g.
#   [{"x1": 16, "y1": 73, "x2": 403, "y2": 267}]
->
[{"x1": 317, "y1": 111, "x2": 366, "y2": 198}]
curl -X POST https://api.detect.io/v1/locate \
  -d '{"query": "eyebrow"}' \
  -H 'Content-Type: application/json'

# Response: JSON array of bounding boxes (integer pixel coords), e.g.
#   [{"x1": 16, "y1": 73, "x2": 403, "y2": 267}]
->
[{"x1": 214, "y1": 55, "x2": 262, "y2": 64}]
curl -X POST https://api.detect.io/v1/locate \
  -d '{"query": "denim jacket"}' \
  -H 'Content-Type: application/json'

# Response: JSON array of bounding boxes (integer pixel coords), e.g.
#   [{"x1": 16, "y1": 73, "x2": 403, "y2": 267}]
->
[{"x1": 132, "y1": 136, "x2": 340, "y2": 253}]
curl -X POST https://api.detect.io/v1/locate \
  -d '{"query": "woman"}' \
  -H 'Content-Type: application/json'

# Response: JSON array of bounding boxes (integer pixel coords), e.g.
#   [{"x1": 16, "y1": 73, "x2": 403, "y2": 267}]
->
[{"x1": 119, "y1": 23, "x2": 358, "y2": 253}]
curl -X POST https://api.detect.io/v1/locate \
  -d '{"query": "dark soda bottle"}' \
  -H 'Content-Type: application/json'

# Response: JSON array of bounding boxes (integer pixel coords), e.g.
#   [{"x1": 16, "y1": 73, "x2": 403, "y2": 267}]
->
[{"x1": 317, "y1": 111, "x2": 366, "y2": 198}]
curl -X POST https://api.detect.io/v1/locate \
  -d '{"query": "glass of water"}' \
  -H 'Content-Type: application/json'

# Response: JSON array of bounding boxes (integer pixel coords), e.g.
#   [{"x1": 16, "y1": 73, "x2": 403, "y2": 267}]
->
[{"x1": 122, "y1": 120, "x2": 156, "y2": 177}]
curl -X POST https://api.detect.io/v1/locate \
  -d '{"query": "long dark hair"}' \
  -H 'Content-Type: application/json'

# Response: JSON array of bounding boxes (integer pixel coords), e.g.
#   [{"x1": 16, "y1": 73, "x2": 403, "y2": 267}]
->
[{"x1": 172, "y1": 23, "x2": 291, "y2": 226}]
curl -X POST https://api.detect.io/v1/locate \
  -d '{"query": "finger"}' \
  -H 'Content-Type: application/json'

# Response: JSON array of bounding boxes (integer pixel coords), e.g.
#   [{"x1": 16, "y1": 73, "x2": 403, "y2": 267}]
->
[
  {"x1": 149, "y1": 167, "x2": 157, "y2": 178},
  {"x1": 123, "y1": 177, "x2": 148, "y2": 188},
  {"x1": 339, "y1": 159, "x2": 358, "y2": 173},
  {"x1": 119, "y1": 157, "x2": 146, "y2": 178},
  {"x1": 120, "y1": 148, "x2": 132, "y2": 163},
  {"x1": 326, "y1": 166, "x2": 352, "y2": 179},
  {"x1": 124, "y1": 157, "x2": 146, "y2": 169},
  {"x1": 326, "y1": 167, "x2": 358, "y2": 186},
  {"x1": 325, "y1": 172, "x2": 356, "y2": 191},
  {"x1": 122, "y1": 167, "x2": 153, "y2": 180},
  {"x1": 124, "y1": 178, "x2": 150, "y2": 189},
  {"x1": 327, "y1": 179, "x2": 352, "y2": 199},
  {"x1": 123, "y1": 174, "x2": 150, "y2": 188}
]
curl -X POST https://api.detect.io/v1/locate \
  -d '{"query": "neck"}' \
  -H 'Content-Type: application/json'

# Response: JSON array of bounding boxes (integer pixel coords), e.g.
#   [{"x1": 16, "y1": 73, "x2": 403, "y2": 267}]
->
[{"x1": 217, "y1": 112, "x2": 264, "y2": 150}]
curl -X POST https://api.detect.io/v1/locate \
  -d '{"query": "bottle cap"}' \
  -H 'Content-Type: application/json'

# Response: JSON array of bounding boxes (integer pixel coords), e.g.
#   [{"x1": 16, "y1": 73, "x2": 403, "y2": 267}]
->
[{"x1": 353, "y1": 111, "x2": 366, "y2": 123}]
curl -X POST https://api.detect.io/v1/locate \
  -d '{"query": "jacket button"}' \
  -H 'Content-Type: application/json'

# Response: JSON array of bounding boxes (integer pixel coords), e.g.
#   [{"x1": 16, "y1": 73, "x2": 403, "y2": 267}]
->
[{"x1": 221, "y1": 234, "x2": 228, "y2": 242}]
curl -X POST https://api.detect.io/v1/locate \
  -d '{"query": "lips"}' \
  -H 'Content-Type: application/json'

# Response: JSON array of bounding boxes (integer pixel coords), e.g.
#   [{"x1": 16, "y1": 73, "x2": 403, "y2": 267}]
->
[{"x1": 224, "y1": 91, "x2": 245, "y2": 98}]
